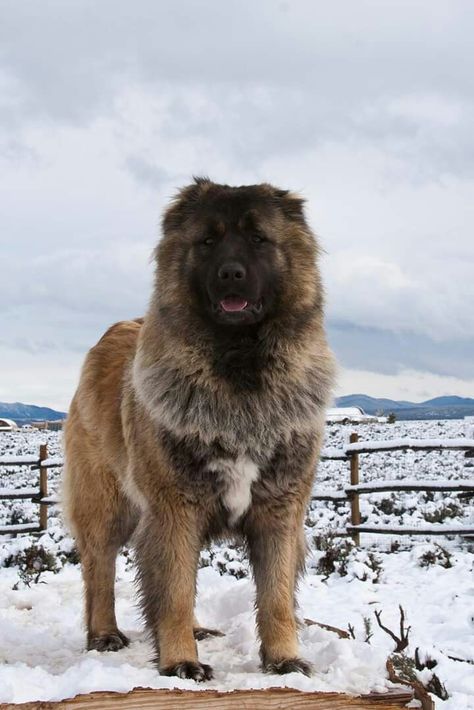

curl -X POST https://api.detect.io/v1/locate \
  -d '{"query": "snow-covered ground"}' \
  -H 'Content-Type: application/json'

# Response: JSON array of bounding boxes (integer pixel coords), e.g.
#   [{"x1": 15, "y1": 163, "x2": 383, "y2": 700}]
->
[{"x1": 0, "y1": 420, "x2": 473, "y2": 708}]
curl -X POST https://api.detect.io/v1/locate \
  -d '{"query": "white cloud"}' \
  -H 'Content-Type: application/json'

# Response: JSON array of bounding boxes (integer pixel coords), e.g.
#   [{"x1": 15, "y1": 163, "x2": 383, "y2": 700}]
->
[
  {"x1": 0, "y1": 346, "x2": 82, "y2": 411},
  {"x1": 337, "y1": 367, "x2": 474, "y2": 402},
  {"x1": 386, "y1": 94, "x2": 463, "y2": 127},
  {"x1": 1, "y1": 0, "x2": 474, "y2": 405}
]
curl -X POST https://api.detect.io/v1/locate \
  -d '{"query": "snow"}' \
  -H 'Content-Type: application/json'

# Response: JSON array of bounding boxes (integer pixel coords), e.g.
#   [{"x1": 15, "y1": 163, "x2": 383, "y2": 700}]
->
[
  {"x1": 0, "y1": 562, "x2": 400, "y2": 703},
  {"x1": 39, "y1": 457, "x2": 63, "y2": 468},
  {"x1": 1, "y1": 420, "x2": 474, "y2": 707}
]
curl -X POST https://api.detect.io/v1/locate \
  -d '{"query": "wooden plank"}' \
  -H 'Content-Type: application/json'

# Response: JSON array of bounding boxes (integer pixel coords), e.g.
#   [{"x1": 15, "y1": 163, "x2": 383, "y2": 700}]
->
[
  {"x1": 312, "y1": 491, "x2": 347, "y2": 501},
  {"x1": 31, "y1": 458, "x2": 63, "y2": 469},
  {"x1": 0, "y1": 523, "x2": 41, "y2": 535},
  {"x1": 0, "y1": 456, "x2": 39, "y2": 466},
  {"x1": 348, "y1": 523, "x2": 474, "y2": 535},
  {"x1": 346, "y1": 439, "x2": 474, "y2": 454},
  {"x1": 39, "y1": 444, "x2": 48, "y2": 532},
  {"x1": 349, "y1": 433, "x2": 360, "y2": 546},
  {"x1": 347, "y1": 479, "x2": 474, "y2": 494},
  {"x1": 37, "y1": 457, "x2": 63, "y2": 468},
  {"x1": 30, "y1": 454, "x2": 351, "y2": 467},
  {"x1": 0, "y1": 686, "x2": 414, "y2": 710},
  {"x1": 320, "y1": 452, "x2": 349, "y2": 461},
  {"x1": 0, "y1": 488, "x2": 38, "y2": 500}
]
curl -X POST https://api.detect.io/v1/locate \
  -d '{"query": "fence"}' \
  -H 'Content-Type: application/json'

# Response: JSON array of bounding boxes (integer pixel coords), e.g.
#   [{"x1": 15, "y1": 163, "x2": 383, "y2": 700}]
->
[
  {"x1": 0, "y1": 444, "x2": 61, "y2": 535},
  {"x1": 1, "y1": 436, "x2": 474, "y2": 540},
  {"x1": 317, "y1": 433, "x2": 474, "y2": 544}
]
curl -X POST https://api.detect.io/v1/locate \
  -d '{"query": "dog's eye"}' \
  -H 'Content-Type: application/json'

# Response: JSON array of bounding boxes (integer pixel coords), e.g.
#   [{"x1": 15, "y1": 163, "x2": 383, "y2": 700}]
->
[
  {"x1": 252, "y1": 235, "x2": 265, "y2": 244},
  {"x1": 202, "y1": 237, "x2": 215, "y2": 246}
]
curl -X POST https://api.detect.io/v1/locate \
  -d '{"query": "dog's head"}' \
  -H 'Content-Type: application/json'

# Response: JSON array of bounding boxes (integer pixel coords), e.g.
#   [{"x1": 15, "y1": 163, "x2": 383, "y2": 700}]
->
[{"x1": 156, "y1": 177, "x2": 322, "y2": 332}]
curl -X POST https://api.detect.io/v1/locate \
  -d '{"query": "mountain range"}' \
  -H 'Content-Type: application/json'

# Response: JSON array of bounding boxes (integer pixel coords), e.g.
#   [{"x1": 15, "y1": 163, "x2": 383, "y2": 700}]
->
[
  {"x1": 0, "y1": 402, "x2": 67, "y2": 423},
  {"x1": 335, "y1": 394, "x2": 474, "y2": 420},
  {"x1": 1, "y1": 394, "x2": 474, "y2": 424}
]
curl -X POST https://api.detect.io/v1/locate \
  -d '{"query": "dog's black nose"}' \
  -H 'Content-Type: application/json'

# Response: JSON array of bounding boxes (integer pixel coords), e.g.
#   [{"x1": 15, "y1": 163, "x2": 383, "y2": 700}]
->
[{"x1": 217, "y1": 262, "x2": 247, "y2": 281}]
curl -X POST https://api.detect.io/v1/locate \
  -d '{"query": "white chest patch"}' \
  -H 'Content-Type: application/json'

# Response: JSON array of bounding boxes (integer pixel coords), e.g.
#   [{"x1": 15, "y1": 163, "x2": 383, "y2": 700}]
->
[{"x1": 207, "y1": 456, "x2": 259, "y2": 525}]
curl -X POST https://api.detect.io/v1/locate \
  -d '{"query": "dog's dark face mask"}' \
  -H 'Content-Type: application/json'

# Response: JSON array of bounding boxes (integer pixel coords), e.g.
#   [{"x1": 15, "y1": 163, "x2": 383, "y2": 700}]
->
[{"x1": 190, "y1": 207, "x2": 282, "y2": 328}]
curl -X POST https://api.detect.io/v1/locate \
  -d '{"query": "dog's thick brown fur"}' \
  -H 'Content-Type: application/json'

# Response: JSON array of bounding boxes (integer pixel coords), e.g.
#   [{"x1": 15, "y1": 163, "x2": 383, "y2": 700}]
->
[{"x1": 63, "y1": 178, "x2": 336, "y2": 681}]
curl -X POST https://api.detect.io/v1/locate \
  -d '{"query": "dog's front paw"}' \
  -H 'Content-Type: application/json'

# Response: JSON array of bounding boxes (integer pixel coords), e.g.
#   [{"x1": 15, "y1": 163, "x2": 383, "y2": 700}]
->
[
  {"x1": 264, "y1": 657, "x2": 313, "y2": 677},
  {"x1": 87, "y1": 631, "x2": 129, "y2": 652},
  {"x1": 160, "y1": 660, "x2": 214, "y2": 682}
]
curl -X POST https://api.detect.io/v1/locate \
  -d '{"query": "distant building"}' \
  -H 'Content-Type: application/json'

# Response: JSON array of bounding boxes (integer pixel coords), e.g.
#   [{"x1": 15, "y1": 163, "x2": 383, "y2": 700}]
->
[
  {"x1": 0, "y1": 418, "x2": 19, "y2": 431},
  {"x1": 47, "y1": 420, "x2": 64, "y2": 432},
  {"x1": 31, "y1": 420, "x2": 64, "y2": 431},
  {"x1": 326, "y1": 406, "x2": 388, "y2": 424}
]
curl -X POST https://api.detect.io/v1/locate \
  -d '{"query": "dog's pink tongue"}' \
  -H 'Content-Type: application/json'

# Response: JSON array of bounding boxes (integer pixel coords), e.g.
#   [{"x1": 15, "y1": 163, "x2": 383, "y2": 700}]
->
[{"x1": 220, "y1": 297, "x2": 248, "y2": 312}]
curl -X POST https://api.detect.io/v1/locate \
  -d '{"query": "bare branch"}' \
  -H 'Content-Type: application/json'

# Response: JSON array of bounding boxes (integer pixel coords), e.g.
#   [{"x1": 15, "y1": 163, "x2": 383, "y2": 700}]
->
[
  {"x1": 447, "y1": 654, "x2": 474, "y2": 665},
  {"x1": 415, "y1": 647, "x2": 437, "y2": 671},
  {"x1": 363, "y1": 616, "x2": 373, "y2": 644},
  {"x1": 375, "y1": 606, "x2": 410, "y2": 652},
  {"x1": 426, "y1": 673, "x2": 449, "y2": 700}
]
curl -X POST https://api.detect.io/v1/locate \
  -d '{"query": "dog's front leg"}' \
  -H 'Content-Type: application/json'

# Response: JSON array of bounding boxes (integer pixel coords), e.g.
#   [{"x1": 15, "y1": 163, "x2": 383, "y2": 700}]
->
[
  {"x1": 134, "y1": 492, "x2": 213, "y2": 681},
  {"x1": 246, "y1": 505, "x2": 312, "y2": 676}
]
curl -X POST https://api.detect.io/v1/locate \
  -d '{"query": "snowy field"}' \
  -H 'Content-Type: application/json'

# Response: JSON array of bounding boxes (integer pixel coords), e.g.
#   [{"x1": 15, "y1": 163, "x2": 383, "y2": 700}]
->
[{"x1": 0, "y1": 420, "x2": 473, "y2": 708}]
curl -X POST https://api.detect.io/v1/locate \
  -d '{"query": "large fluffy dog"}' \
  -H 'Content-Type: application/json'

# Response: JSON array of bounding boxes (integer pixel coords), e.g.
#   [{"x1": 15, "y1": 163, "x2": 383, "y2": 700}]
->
[{"x1": 63, "y1": 178, "x2": 335, "y2": 681}]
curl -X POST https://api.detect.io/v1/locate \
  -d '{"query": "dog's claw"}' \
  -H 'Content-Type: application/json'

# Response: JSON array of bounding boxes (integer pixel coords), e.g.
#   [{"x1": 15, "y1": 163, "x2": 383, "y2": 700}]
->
[
  {"x1": 264, "y1": 657, "x2": 313, "y2": 677},
  {"x1": 87, "y1": 631, "x2": 129, "y2": 652},
  {"x1": 161, "y1": 661, "x2": 214, "y2": 681}
]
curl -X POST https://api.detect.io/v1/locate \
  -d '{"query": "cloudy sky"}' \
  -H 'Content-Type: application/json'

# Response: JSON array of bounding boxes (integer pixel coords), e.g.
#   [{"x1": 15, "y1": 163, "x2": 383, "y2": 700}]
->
[{"x1": 1, "y1": 0, "x2": 473, "y2": 411}]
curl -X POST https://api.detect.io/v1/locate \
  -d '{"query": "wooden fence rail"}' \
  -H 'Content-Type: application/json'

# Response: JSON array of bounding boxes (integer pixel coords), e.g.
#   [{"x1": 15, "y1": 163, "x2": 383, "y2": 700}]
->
[{"x1": 1, "y1": 435, "x2": 474, "y2": 540}]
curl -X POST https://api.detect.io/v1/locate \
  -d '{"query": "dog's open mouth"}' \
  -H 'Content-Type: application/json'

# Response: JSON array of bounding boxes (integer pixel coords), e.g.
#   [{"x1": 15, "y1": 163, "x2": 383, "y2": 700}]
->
[
  {"x1": 213, "y1": 298, "x2": 263, "y2": 315},
  {"x1": 220, "y1": 297, "x2": 248, "y2": 312}
]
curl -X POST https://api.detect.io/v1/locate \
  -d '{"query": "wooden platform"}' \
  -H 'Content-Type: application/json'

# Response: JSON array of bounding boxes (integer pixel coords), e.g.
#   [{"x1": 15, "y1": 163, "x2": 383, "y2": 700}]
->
[{"x1": 0, "y1": 686, "x2": 418, "y2": 710}]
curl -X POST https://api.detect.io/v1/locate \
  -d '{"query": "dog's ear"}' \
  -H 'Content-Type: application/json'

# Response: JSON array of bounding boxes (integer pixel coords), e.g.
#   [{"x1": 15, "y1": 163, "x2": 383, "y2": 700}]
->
[
  {"x1": 163, "y1": 177, "x2": 213, "y2": 232},
  {"x1": 192, "y1": 175, "x2": 212, "y2": 189},
  {"x1": 272, "y1": 187, "x2": 306, "y2": 223}
]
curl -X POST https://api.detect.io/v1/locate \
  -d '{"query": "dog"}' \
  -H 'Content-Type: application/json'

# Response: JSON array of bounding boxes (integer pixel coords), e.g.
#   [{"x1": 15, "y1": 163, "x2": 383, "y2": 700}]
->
[{"x1": 63, "y1": 177, "x2": 335, "y2": 681}]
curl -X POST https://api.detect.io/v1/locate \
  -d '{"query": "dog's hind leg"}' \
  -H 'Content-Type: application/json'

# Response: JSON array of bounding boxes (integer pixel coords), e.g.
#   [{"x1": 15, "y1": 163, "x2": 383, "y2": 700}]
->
[
  {"x1": 81, "y1": 540, "x2": 129, "y2": 652},
  {"x1": 64, "y1": 451, "x2": 137, "y2": 651}
]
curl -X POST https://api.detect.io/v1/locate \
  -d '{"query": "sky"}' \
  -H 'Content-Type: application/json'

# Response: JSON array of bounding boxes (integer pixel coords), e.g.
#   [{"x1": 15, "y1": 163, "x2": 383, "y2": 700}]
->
[{"x1": 1, "y1": 0, "x2": 473, "y2": 411}]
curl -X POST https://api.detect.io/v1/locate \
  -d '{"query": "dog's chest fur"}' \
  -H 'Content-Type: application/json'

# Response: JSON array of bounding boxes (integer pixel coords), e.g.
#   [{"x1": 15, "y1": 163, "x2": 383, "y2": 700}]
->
[
  {"x1": 133, "y1": 355, "x2": 328, "y2": 457},
  {"x1": 158, "y1": 422, "x2": 317, "y2": 527},
  {"x1": 207, "y1": 456, "x2": 260, "y2": 524},
  {"x1": 132, "y1": 345, "x2": 331, "y2": 523}
]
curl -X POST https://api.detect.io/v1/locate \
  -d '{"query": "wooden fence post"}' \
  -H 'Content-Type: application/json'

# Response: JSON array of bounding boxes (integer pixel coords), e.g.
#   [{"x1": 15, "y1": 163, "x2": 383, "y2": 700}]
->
[
  {"x1": 349, "y1": 432, "x2": 361, "y2": 545},
  {"x1": 39, "y1": 443, "x2": 48, "y2": 531}
]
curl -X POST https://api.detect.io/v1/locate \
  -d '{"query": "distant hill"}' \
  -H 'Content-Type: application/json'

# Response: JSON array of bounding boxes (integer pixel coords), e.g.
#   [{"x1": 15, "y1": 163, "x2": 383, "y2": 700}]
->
[
  {"x1": 2, "y1": 395, "x2": 474, "y2": 425},
  {"x1": 335, "y1": 394, "x2": 474, "y2": 420},
  {"x1": 0, "y1": 402, "x2": 67, "y2": 424}
]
